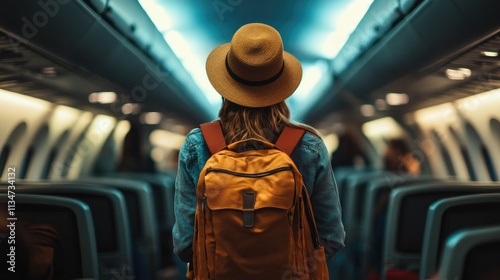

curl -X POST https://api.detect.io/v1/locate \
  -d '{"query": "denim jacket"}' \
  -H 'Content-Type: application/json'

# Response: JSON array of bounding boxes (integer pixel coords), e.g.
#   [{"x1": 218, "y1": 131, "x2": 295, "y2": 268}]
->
[{"x1": 172, "y1": 127, "x2": 345, "y2": 262}]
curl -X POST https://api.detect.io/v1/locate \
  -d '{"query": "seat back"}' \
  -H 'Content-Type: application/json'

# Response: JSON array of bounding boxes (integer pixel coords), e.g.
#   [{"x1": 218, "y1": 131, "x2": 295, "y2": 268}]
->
[
  {"x1": 383, "y1": 181, "x2": 500, "y2": 278},
  {"x1": 109, "y1": 172, "x2": 176, "y2": 230},
  {"x1": 332, "y1": 166, "x2": 375, "y2": 207},
  {"x1": 107, "y1": 172, "x2": 177, "y2": 268},
  {"x1": 74, "y1": 177, "x2": 160, "y2": 275},
  {"x1": 360, "y1": 175, "x2": 445, "y2": 278},
  {"x1": 439, "y1": 226, "x2": 500, "y2": 280},
  {"x1": 0, "y1": 194, "x2": 98, "y2": 279},
  {"x1": 4, "y1": 182, "x2": 133, "y2": 279},
  {"x1": 343, "y1": 171, "x2": 390, "y2": 235},
  {"x1": 420, "y1": 193, "x2": 500, "y2": 280},
  {"x1": 341, "y1": 170, "x2": 392, "y2": 280}
]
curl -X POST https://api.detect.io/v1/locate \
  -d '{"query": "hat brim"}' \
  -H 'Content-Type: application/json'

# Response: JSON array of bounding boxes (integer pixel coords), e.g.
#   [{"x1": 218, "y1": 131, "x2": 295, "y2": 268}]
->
[{"x1": 206, "y1": 43, "x2": 302, "y2": 108}]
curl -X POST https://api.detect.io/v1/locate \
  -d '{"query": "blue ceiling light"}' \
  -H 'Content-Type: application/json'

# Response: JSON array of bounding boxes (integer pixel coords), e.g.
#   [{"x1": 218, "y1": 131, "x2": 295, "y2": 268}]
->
[
  {"x1": 300, "y1": 0, "x2": 374, "y2": 60},
  {"x1": 140, "y1": 0, "x2": 374, "y2": 118},
  {"x1": 140, "y1": 0, "x2": 222, "y2": 108},
  {"x1": 138, "y1": 0, "x2": 173, "y2": 32}
]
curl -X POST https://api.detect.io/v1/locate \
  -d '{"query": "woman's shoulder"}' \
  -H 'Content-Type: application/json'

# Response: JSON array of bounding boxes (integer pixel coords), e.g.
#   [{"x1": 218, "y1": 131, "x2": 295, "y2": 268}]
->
[
  {"x1": 182, "y1": 128, "x2": 205, "y2": 147},
  {"x1": 297, "y1": 130, "x2": 327, "y2": 154}
]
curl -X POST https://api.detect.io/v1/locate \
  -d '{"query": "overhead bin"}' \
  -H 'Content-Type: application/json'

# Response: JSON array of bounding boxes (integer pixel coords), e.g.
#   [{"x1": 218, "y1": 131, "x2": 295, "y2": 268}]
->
[
  {"x1": 84, "y1": 0, "x2": 108, "y2": 14},
  {"x1": 399, "y1": 0, "x2": 423, "y2": 14},
  {"x1": 0, "y1": 1, "x2": 215, "y2": 124},
  {"x1": 0, "y1": 1, "x2": 95, "y2": 61},
  {"x1": 101, "y1": 0, "x2": 158, "y2": 52},
  {"x1": 308, "y1": 0, "x2": 500, "y2": 123}
]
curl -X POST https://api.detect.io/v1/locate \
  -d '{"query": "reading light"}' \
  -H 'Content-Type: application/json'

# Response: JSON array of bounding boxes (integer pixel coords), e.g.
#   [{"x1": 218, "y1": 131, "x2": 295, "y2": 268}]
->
[
  {"x1": 41, "y1": 67, "x2": 57, "y2": 77},
  {"x1": 121, "y1": 103, "x2": 141, "y2": 115},
  {"x1": 89, "y1": 92, "x2": 117, "y2": 104},
  {"x1": 386, "y1": 93, "x2": 409, "y2": 106},
  {"x1": 141, "y1": 112, "x2": 162, "y2": 124},
  {"x1": 480, "y1": 51, "x2": 499, "y2": 58},
  {"x1": 360, "y1": 104, "x2": 375, "y2": 117},
  {"x1": 445, "y1": 68, "x2": 471, "y2": 81}
]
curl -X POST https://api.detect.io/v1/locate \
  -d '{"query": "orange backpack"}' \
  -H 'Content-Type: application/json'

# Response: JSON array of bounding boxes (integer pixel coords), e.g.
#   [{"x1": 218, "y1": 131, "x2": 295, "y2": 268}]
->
[{"x1": 189, "y1": 121, "x2": 328, "y2": 280}]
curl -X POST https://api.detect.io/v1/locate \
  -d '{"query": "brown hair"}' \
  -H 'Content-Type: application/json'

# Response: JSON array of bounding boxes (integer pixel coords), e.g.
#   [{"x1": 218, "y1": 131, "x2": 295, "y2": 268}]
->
[
  {"x1": 218, "y1": 99, "x2": 319, "y2": 144},
  {"x1": 383, "y1": 138, "x2": 420, "y2": 175}
]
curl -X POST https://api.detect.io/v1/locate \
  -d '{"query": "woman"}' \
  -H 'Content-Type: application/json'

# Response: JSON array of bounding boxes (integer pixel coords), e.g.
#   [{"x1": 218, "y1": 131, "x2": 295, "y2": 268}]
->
[
  {"x1": 383, "y1": 138, "x2": 421, "y2": 175},
  {"x1": 172, "y1": 23, "x2": 345, "y2": 277}
]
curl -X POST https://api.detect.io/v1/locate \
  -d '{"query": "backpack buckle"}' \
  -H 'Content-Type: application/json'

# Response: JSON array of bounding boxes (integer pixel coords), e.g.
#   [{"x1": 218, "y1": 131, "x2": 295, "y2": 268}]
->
[{"x1": 243, "y1": 191, "x2": 256, "y2": 228}]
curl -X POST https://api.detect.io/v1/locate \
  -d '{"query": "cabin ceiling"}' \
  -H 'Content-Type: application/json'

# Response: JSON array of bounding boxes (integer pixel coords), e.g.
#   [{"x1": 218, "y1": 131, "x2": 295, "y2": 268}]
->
[{"x1": 0, "y1": 0, "x2": 499, "y2": 129}]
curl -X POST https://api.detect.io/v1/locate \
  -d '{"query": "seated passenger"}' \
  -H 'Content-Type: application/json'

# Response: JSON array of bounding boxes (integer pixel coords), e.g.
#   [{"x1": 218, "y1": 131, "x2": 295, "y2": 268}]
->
[
  {"x1": 0, "y1": 220, "x2": 62, "y2": 280},
  {"x1": 330, "y1": 129, "x2": 369, "y2": 171},
  {"x1": 383, "y1": 138, "x2": 420, "y2": 175},
  {"x1": 367, "y1": 138, "x2": 421, "y2": 279}
]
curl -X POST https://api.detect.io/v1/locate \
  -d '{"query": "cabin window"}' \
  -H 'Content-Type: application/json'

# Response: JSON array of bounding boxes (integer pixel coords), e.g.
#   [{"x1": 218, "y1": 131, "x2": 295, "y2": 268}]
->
[
  {"x1": 0, "y1": 146, "x2": 10, "y2": 176},
  {"x1": 41, "y1": 148, "x2": 58, "y2": 179},
  {"x1": 440, "y1": 145, "x2": 456, "y2": 177},
  {"x1": 60, "y1": 148, "x2": 75, "y2": 178},
  {"x1": 26, "y1": 124, "x2": 50, "y2": 178},
  {"x1": 491, "y1": 118, "x2": 500, "y2": 181},
  {"x1": 19, "y1": 146, "x2": 34, "y2": 179},
  {"x1": 47, "y1": 130, "x2": 70, "y2": 179},
  {"x1": 448, "y1": 126, "x2": 477, "y2": 180},
  {"x1": 490, "y1": 118, "x2": 500, "y2": 140},
  {"x1": 61, "y1": 131, "x2": 87, "y2": 178},
  {"x1": 460, "y1": 147, "x2": 477, "y2": 181},
  {"x1": 464, "y1": 122, "x2": 495, "y2": 181},
  {"x1": 431, "y1": 130, "x2": 455, "y2": 177},
  {"x1": 480, "y1": 145, "x2": 497, "y2": 181},
  {"x1": 3, "y1": 123, "x2": 27, "y2": 176}
]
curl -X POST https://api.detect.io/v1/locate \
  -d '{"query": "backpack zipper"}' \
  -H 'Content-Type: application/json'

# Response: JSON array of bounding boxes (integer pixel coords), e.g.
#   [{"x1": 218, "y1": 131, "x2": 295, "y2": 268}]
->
[
  {"x1": 205, "y1": 165, "x2": 297, "y2": 209},
  {"x1": 206, "y1": 166, "x2": 293, "y2": 177},
  {"x1": 200, "y1": 195, "x2": 210, "y2": 278}
]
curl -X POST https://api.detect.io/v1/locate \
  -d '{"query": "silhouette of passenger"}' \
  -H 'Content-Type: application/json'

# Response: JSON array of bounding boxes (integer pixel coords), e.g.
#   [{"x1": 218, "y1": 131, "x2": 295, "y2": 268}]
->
[
  {"x1": 366, "y1": 138, "x2": 421, "y2": 279},
  {"x1": 330, "y1": 130, "x2": 368, "y2": 170},
  {"x1": 383, "y1": 138, "x2": 420, "y2": 175},
  {"x1": 118, "y1": 121, "x2": 156, "y2": 173}
]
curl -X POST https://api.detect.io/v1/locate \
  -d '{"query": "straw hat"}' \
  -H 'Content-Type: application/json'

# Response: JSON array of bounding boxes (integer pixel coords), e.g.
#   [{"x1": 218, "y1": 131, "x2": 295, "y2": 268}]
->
[{"x1": 206, "y1": 23, "x2": 302, "y2": 107}]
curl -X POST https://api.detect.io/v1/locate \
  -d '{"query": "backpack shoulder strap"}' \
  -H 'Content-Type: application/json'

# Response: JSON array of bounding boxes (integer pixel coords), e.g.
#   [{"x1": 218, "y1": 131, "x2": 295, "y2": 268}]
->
[
  {"x1": 200, "y1": 120, "x2": 227, "y2": 155},
  {"x1": 275, "y1": 126, "x2": 306, "y2": 156}
]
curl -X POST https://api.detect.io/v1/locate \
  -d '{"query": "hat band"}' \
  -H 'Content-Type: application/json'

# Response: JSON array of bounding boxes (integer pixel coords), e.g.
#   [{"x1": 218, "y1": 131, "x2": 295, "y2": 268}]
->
[{"x1": 225, "y1": 55, "x2": 285, "y2": 87}]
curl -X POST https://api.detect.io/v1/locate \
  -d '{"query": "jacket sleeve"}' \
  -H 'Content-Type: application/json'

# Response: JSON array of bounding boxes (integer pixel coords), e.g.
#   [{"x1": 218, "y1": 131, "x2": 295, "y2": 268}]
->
[
  {"x1": 308, "y1": 137, "x2": 346, "y2": 260},
  {"x1": 172, "y1": 136, "x2": 198, "y2": 263}
]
